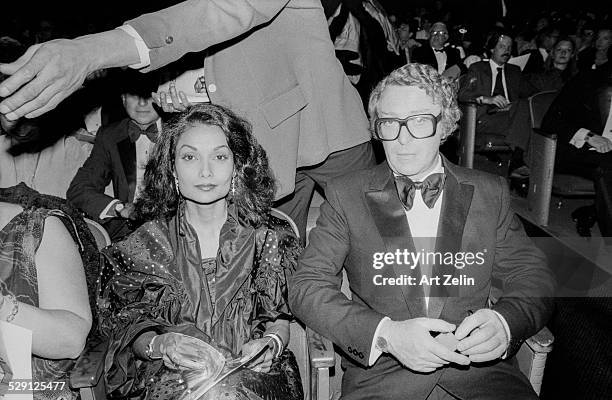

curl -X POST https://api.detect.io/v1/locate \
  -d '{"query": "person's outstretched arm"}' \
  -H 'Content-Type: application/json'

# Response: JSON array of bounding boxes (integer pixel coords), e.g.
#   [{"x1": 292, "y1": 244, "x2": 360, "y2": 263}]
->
[
  {"x1": 0, "y1": 29, "x2": 140, "y2": 120},
  {"x1": 0, "y1": 0, "x2": 293, "y2": 120}
]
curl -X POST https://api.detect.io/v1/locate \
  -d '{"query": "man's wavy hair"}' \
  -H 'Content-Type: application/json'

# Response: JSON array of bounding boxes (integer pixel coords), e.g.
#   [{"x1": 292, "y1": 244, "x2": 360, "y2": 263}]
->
[
  {"x1": 367, "y1": 63, "x2": 460, "y2": 142},
  {"x1": 134, "y1": 103, "x2": 276, "y2": 227}
]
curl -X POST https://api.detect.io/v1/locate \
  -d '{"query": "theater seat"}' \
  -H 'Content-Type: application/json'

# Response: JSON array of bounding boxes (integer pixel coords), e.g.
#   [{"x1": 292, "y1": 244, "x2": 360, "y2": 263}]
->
[
  {"x1": 458, "y1": 102, "x2": 512, "y2": 169},
  {"x1": 526, "y1": 91, "x2": 595, "y2": 226}
]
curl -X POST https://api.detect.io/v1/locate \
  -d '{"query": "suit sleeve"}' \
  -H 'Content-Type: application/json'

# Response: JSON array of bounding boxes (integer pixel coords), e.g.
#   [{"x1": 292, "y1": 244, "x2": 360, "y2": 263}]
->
[
  {"x1": 66, "y1": 130, "x2": 115, "y2": 220},
  {"x1": 126, "y1": 0, "x2": 292, "y2": 72},
  {"x1": 490, "y1": 176, "x2": 555, "y2": 356},
  {"x1": 288, "y1": 183, "x2": 385, "y2": 367},
  {"x1": 541, "y1": 73, "x2": 602, "y2": 143}
]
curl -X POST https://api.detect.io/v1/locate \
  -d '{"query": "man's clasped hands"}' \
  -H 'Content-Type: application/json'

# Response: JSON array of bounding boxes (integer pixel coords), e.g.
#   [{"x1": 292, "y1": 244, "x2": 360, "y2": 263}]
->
[{"x1": 378, "y1": 308, "x2": 509, "y2": 373}]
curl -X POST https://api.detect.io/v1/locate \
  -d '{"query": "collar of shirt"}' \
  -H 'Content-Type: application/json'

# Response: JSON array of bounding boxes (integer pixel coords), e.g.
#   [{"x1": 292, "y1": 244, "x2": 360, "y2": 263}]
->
[
  {"x1": 488, "y1": 59, "x2": 508, "y2": 98},
  {"x1": 489, "y1": 58, "x2": 505, "y2": 71}
]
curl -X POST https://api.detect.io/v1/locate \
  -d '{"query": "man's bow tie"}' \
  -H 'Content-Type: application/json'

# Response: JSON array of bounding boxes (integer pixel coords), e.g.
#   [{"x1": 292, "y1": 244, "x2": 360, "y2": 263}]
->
[
  {"x1": 433, "y1": 48, "x2": 445, "y2": 53},
  {"x1": 128, "y1": 121, "x2": 158, "y2": 143},
  {"x1": 395, "y1": 173, "x2": 445, "y2": 210}
]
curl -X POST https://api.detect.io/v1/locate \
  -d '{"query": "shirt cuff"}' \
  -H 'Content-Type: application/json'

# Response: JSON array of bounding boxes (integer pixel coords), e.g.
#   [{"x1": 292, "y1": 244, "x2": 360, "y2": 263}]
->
[
  {"x1": 569, "y1": 128, "x2": 590, "y2": 148},
  {"x1": 117, "y1": 25, "x2": 151, "y2": 69},
  {"x1": 492, "y1": 310, "x2": 512, "y2": 359},
  {"x1": 100, "y1": 199, "x2": 121, "y2": 220},
  {"x1": 368, "y1": 316, "x2": 390, "y2": 366}
]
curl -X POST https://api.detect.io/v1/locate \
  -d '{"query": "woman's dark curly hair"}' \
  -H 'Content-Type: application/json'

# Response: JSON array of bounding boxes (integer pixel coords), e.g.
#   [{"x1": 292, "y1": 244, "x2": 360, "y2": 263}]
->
[{"x1": 134, "y1": 103, "x2": 276, "y2": 227}]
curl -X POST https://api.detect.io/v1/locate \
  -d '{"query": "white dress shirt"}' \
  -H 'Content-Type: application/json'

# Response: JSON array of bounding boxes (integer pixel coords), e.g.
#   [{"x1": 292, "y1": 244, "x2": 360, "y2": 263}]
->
[
  {"x1": 488, "y1": 59, "x2": 509, "y2": 99},
  {"x1": 433, "y1": 47, "x2": 447, "y2": 75}
]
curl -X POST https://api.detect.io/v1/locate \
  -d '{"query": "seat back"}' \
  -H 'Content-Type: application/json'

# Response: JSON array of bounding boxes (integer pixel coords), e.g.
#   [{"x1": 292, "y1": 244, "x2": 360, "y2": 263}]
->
[
  {"x1": 458, "y1": 102, "x2": 477, "y2": 168},
  {"x1": 528, "y1": 91, "x2": 558, "y2": 129},
  {"x1": 84, "y1": 218, "x2": 111, "y2": 250},
  {"x1": 526, "y1": 91, "x2": 559, "y2": 226},
  {"x1": 270, "y1": 208, "x2": 311, "y2": 400}
]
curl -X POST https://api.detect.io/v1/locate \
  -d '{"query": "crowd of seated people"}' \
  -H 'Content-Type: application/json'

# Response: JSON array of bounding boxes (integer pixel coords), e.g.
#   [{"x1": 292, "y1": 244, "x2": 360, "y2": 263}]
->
[{"x1": 0, "y1": 2, "x2": 611, "y2": 400}]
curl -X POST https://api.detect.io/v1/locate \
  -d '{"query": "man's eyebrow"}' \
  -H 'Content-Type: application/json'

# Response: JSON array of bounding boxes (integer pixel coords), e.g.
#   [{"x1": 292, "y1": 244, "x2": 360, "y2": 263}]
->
[{"x1": 379, "y1": 109, "x2": 437, "y2": 116}]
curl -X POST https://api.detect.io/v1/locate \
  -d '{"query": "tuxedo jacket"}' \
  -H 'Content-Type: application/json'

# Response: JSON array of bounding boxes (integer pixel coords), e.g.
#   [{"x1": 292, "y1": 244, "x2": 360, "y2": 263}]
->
[
  {"x1": 458, "y1": 60, "x2": 535, "y2": 119},
  {"x1": 127, "y1": 0, "x2": 370, "y2": 198},
  {"x1": 542, "y1": 67, "x2": 612, "y2": 166},
  {"x1": 67, "y1": 119, "x2": 138, "y2": 221},
  {"x1": 288, "y1": 159, "x2": 554, "y2": 399},
  {"x1": 411, "y1": 42, "x2": 463, "y2": 73}
]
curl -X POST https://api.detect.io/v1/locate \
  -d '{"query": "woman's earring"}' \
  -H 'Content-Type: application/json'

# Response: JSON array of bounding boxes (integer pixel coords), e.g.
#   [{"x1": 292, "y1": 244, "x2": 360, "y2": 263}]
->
[
  {"x1": 231, "y1": 178, "x2": 236, "y2": 196},
  {"x1": 174, "y1": 177, "x2": 180, "y2": 195}
]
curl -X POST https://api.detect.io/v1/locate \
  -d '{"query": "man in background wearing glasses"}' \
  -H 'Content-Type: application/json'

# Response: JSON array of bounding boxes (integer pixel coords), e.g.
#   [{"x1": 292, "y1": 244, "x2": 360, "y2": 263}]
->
[
  {"x1": 289, "y1": 63, "x2": 554, "y2": 399},
  {"x1": 412, "y1": 22, "x2": 465, "y2": 79}
]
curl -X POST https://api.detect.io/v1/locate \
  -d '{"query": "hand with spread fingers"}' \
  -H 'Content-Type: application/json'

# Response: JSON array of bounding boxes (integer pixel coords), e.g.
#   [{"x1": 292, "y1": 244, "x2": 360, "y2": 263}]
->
[
  {"x1": 455, "y1": 309, "x2": 509, "y2": 362},
  {"x1": 152, "y1": 83, "x2": 192, "y2": 113},
  {"x1": 378, "y1": 318, "x2": 470, "y2": 373},
  {"x1": 0, "y1": 29, "x2": 140, "y2": 120}
]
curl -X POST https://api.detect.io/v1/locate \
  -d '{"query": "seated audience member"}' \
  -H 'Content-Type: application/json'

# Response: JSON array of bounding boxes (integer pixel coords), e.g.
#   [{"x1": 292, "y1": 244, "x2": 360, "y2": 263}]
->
[
  {"x1": 571, "y1": 17, "x2": 595, "y2": 59},
  {"x1": 542, "y1": 53, "x2": 612, "y2": 237},
  {"x1": 97, "y1": 104, "x2": 302, "y2": 399},
  {"x1": 0, "y1": 38, "x2": 91, "y2": 196},
  {"x1": 396, "y1": 20, "x2": 419, "y2": 64},
  {"x1": 412, "y1": 22, "x2": 464, "y2": 79},
  {"x1": 514, "y1": 29, "x2": 537, "y2": 56},
  {"x1": 523, "y1": 27, "x2": 561, "y2": 74},
  {"x1": 289, "y1": 63, "x2": 554, "y2": 400},
  {"x1": 458, "y1": 31, "x2": 536, "y2": 177},
  {"x1": 0, "y1": 184, "x2": 93, "y2": 400},
  {"x1": 67, "y1": 70, "x2": 161, "y2": 241},
  {"x1": 526, "y1": 37, "x2": 577, "y2": 92},
  {"x1": 577, "y1": 27, "x2": 611, "y2": 72},
  {"x1": 0, "y1": 112, "x2": 93, "y2": 196}
]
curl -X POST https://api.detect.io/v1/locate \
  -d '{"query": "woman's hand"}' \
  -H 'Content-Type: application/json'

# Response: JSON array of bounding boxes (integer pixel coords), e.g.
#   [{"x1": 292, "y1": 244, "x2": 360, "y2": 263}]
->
[
  {"x1": 152, "y1": 333, "x2": 223, "y2": 373},
  {"x1": 152, "y1": 83, "x2": 191, "y2": 113},
  {"x1": 240, "y1": 338, "x2": 276, "y2": 373}
]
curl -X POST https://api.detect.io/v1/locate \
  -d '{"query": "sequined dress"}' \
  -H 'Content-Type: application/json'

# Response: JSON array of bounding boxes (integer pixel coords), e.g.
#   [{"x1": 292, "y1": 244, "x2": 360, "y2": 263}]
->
[{"x1": 98, "y1": 204, "x2": 303, "y2": 400}]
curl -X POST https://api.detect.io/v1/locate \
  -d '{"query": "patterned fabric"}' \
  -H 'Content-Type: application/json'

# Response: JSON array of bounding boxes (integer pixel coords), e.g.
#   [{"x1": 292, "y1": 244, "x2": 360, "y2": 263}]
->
[
  {"x1": 0, "y1": 184, "x2": 100, "y2": 400},
  {"x1": 98, "y1": 202, "x2": 303, "y2": 399},
  {"x1": 0, "y1": 207, "x2": 77, "y2": 400}
]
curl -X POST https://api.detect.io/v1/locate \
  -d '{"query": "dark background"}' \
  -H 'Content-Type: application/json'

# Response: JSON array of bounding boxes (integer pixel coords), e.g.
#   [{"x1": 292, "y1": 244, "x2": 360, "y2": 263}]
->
[{"x1": 1, "y1": 0, "x2": 609, "y2": 41}]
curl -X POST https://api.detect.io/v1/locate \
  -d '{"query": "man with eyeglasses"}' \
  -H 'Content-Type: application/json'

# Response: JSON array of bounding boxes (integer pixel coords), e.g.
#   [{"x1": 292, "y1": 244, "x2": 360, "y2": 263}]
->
[
  {"x1": 289, "y1": 63, "x2": 554, "y2": 399},
  {"x1": 412, "y1": 22, "x2": 464, "y2": 78}
]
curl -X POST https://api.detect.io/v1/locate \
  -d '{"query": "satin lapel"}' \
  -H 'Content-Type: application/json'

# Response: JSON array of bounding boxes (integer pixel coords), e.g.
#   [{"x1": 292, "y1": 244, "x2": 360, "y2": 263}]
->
[
  {"x1": 427, "y1": 161, "x2": 474, "y2": 319},
  {"x1": 365, "y1": 164, "x2": 427, "y2": 318},
  {"x1": 211, "y1": 213, "x2": 256, "y2": 327},
  {"x1": 116, "y1": 137, "x2": 137, "y2": 203}
]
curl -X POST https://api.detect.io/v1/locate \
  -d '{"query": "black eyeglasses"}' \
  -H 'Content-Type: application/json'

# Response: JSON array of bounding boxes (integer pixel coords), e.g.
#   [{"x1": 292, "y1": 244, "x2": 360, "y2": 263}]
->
[{"x1": 374, "y1": 113, "x2": 442, "y2": 141}]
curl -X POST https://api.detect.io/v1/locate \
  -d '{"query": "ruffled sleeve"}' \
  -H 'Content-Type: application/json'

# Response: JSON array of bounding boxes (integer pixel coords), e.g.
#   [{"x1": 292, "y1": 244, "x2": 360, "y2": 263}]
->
[{"x1": 250, "y1": 216, "x2": 302, "y2": 326}]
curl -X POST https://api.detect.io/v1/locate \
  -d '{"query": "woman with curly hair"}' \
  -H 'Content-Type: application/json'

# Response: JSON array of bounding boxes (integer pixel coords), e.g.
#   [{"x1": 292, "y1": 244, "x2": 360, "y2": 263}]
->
[{"x1": 97, "y1": 103, "x2": 303, "y2": 400}]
